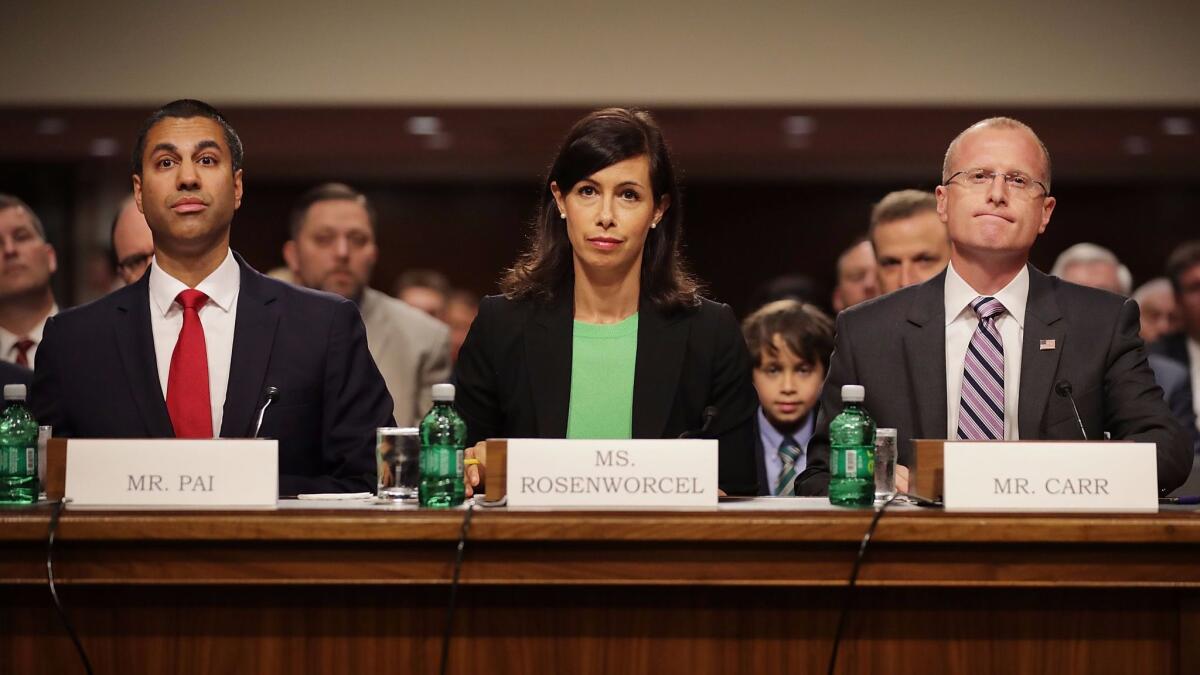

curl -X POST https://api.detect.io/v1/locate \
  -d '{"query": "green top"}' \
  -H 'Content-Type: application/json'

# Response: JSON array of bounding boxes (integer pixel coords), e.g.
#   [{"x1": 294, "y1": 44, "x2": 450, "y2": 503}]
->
[{"x1": 566, "y1": 313, "x2": 639, "y2": 439}]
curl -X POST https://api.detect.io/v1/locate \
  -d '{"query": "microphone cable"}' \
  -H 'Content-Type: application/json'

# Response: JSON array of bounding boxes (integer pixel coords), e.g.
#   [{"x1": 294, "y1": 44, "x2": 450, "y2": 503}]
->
[
  {"x1": 47, "y1": 499, "x2": 94, "y2": 675},
  {"x1": 826, "y1": 492, "x2": 902, "y2": 675},
  {"x1": 439, "y1": 500, "x2": 475, "y2": 675}
]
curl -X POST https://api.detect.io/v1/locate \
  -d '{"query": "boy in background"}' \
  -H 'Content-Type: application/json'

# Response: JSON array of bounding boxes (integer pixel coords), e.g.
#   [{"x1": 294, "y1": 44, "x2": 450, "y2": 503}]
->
[{"x1": 742, "y1": 300, "x2": 835, "y2": 496}]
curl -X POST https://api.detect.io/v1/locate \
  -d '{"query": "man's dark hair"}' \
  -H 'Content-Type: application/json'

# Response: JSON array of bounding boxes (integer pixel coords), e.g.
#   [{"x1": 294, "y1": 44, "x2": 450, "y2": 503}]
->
[
  {"x1": 741, "y1": 299, "x2": 835, "y2": 373},
  {"x1": 395, "y1": 268, "x2": 451, "y2": 296},
  {"x1": 289, "y1": 183, "x2": 377, "y2": 238},
  {"x1": 1166, "y1": 240, "x2": 1200, "y2": 293},
  {"x1": 868, "y1": 189, "x2": 939, "y2": 243},
  {"x1": 131, "y1": 99, "x2": 243, "y2": 177},
  {"x1": 0, "y1": 193, "x2": 46, "y2": 239}
]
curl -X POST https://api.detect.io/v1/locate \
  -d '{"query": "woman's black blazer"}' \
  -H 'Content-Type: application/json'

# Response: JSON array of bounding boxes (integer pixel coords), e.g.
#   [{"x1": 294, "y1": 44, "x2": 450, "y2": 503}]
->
[{"x1": 453, "y1": 291, "x2": 760, "y2": 496}]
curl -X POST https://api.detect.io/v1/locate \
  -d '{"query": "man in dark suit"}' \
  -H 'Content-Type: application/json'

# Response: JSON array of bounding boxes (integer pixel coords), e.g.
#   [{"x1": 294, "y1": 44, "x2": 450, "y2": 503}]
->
[
  {"x1": 798, "y1": 117, "x2": 1192, "y2": 496},
  {"x1": 32, "y1": 100, "x2": 393, "y2": 495},
  {"x1": 1150, "y1": 241, "x2": 1200, "y2": 445}
]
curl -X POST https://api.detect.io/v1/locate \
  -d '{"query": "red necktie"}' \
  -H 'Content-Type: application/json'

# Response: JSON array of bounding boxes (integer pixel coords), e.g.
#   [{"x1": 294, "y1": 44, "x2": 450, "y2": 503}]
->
[
  {"x1": 12, "y1": 338, "x2": 34, "y2": 368},
  {"x1": 166, "y1": 289, "x2": 212, "y2": 438}
]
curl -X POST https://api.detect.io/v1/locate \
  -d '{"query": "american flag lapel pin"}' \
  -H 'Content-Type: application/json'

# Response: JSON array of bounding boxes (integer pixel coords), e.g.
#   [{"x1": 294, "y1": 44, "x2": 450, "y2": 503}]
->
[{"x1": 1039, "y1": 339, "x2": 1056, "y2": 351}]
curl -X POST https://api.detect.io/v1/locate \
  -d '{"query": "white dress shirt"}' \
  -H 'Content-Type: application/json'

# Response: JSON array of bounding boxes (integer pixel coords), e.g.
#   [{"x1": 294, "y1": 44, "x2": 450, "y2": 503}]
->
[
  {"x1": 0, "y1": 304, "x2": 58, "y2": 369},
  {"x1": 1188, "y1": 337, "x2": 1200, "y2": 433},
  {"x1": 148, "y1": 250, "x2": 240, "y2": 437},
  {"x1": 944, "y1": 262, "x2": 1029, "y2": 440}
]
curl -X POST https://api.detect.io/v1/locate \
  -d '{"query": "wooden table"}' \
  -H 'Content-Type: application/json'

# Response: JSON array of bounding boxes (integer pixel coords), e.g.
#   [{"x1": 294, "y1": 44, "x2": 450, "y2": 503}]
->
[{"x1": 3, "y1": 501, "x2": 1198, "y2": 674}]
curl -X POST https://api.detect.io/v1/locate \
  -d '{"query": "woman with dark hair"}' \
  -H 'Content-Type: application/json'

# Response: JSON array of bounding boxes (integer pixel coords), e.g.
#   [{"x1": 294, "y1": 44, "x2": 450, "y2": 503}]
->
[{"x1": 455, "y1": 108, "x2": 759, "y2": 496}]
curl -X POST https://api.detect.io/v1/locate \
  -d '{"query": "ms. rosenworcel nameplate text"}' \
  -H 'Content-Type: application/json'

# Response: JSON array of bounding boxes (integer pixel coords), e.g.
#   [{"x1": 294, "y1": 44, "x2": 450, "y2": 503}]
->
[
  {"x1": 942, "y1": 441, "x2": 1157, "y2": 513},
  {"x1": 505, "y1": 438, "x2": 718, "y2": 507},
  {"x1": 64, "y1": 439, "x2": 278, "y2": 509}
]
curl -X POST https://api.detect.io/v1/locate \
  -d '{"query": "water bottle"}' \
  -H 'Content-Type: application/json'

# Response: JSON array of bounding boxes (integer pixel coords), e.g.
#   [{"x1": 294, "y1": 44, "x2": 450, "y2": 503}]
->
[
  {"x1": 828, "y1": 384, "x2": 875, "y2": 507},
  {"x1": 419, "y1": 383, "x2": 466, "y2": 508},
  {"x1": 0, "y1": 384, "x2": 39, "y2": 504}
]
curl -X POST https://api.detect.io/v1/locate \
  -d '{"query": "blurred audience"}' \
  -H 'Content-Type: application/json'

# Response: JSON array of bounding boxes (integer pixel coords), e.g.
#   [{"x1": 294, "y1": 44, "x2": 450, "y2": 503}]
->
[
  {"x1": 1050, "y1": 242, "x2": 1131, "y2": 295},
  {"x1": 395, "y1": 268, "x2": 450, "y2": 318},
  {"x1": 1150, "y1": 241, "x2": 1200, "y2": 438},
  {"x1": 742, "y1": 299, "x2": 834, "y2": 496},
  {"x1": 443, "y1": 289, "x2": 478, "y2": 363},
  {"x1": 1053, "y1": 242, "x2": 1198, "y2": 450},
  {"x1": 830, "y1": 238, "x2": 878, "y2": 313},
  {"x1": 110, "y1": 194, "x2": 155, "y2": 285},
  {"x1": 1134, "y1": 277, "x2": 1182, "y2": 344},
  {"x1": 283, "y1": 183, "x2": 450, "y2": 426},
  {"x1": 0, "y1": 194, "x2": 59, "y2": 369},
  {"x1": 870, "y1": 189, "x2": 950, "y2": 294}
]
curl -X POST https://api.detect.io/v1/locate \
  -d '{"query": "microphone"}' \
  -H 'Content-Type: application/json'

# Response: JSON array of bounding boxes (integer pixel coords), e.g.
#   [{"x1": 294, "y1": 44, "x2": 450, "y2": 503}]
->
[
  {"x1": 679, "y1": 406, "x2": 719, "y2": 439},
  {"x1": 253, "y1": 386, "x2": 279, "y2": 438},
  {"x1": 1054, "y1": 380, "x2": 1087, "y2": 440}
]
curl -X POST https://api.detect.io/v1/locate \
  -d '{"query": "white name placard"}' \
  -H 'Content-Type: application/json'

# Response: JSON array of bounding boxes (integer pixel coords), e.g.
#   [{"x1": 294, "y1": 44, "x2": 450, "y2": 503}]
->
[
  {"x1": 943, "y1": 441, "x2": 1157, "y2": 513},
  {"x1": 64, "y1": 439, "x2": 278, "y2": 509},
  {"x1": 505, "y1": 438, "x2": 718, "y2": 507}
]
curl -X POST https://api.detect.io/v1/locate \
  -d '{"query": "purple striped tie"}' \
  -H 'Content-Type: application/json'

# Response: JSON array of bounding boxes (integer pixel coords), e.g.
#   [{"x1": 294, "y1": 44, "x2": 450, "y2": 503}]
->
[{"x1": 957, "y1": 296, "x2": 1006, "y2": 440}]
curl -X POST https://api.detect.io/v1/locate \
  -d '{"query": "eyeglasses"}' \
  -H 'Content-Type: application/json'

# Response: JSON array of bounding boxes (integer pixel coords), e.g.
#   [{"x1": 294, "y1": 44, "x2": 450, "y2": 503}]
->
[{"x1": 943, "y1": 168, "x2": 1049, "y2": 197}]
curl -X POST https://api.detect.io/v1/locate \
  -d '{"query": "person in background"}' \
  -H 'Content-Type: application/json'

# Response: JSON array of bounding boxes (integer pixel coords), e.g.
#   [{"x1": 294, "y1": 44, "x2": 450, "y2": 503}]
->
[
  {"x1": 395, "y1": 268, "x2": 450, "y2": 318},
  {"x1": 456, "y1": 107, "x2": 760, "y2": 497},
  {"x1": 110, "y1": 194, "x2": 156, "y2": 285},
  {"x1": 1135, "y1": 277, "x2": 1182, "y2": 345},
  {"x1": 1052, "y1": 242, "x2": 1197, "y2": 452},
  {"x1": 830, "y1": 237, "x2": 878, "y2": 313},
  {"x1": 798, "y1": 117, "x2": 1191, "y2": 496},
  {"x1": 742, "y1": 299, "x2": 834, "y2": 496},
  {"x1": 443, "y1": 289, "x2": 478, "y2": 363},
  {"x1": 1049, "y1": 242, "x2": 1131, "y2": 295},
  {"x1": 283, "y1": 182, "x2": 450, "y2": 426},
  {"x1": 33, "y1": 99, "x2": 393, "y2": 495},
  {"x1": 1150, "y1": 241, "x2": 1200, "y2": 439},
  {"x1": 0, "y1": 194, "x2": 58, "y2": 370},
  {"x1": 870, "y1": 189, "x2": 951, "y2": 294}
]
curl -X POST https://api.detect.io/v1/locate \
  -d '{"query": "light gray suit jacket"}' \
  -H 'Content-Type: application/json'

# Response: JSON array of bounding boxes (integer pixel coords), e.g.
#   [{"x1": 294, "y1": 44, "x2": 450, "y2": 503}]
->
[{"x1": 359, "y1": 288, "x2": 451, "y2": 426}]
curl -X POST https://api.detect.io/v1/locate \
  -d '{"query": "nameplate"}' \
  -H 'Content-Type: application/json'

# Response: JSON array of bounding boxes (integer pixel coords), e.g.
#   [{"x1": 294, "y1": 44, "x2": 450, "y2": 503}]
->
[
  {"x1": 942, "y1": 441, "x2": 1157, "y2": 513},
  {"x1": 64, "y1": 439, "x2": 278, "y2": 509},
  {"x1": 505, "y1": 438, "x2": 718, "y2": 507}
]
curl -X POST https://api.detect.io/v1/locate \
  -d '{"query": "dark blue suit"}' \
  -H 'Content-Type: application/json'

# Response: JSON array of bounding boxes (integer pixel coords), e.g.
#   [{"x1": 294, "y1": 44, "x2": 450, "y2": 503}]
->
[
  {"x1": 0, "y1": 361, "x2": 32, "y2": 389},
  {"x1": 31, "y1": 253, "x2": 394, "y2": 495}
]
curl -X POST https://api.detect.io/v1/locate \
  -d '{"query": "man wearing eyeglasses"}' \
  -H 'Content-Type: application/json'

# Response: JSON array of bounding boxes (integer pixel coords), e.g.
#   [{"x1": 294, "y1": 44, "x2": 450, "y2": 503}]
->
[
  {"x1": 110, "y1": 195, "x2": 156, "y2": 285},
  {"x1": 798, "y1": 117, "x2": 1192, "y2": 496}
]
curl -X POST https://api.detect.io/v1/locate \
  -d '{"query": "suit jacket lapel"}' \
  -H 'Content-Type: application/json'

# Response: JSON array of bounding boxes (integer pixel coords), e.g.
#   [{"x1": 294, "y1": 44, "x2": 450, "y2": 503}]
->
[
  {"x1": 524, "y1": 293, "x2": 573, "y2": 438},
  {"x1": 632, "y1": 301, "x2": 688, "y2": 439},
  {"x1": 1018, "y1": 265, "x2": 1065, "y2": 439},
  {"x1": 220, "y1": 254, "x2": 281, "y2": 438},
  {"x1": 903, "y1": 271, "x2": 948, "y2": 439},
  {"x1": 113, "y1": 275, "x2": 175, "y2": 437}
]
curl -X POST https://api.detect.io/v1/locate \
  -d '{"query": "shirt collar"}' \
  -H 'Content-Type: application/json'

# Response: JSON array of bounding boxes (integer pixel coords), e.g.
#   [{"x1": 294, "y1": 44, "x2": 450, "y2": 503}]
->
[
  {"x1": 0, "y1": 303, "x2": 57, "y2": 347},
  {"x1": 944, "y1": 260, "x2": 1029, "y2": 328},
  {"x1": 148, "y1": 249, "x2": 240, "y2": 317}
]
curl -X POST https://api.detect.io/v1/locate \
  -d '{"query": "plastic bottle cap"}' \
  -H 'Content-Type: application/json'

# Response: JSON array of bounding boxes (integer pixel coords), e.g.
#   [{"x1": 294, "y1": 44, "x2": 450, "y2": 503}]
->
[
  {"x1": 3, "y1": 384, "x2": 26, "y2": 401},
  {"x1": 431, "y1": 383, "x2": 455, "y2": 401},
  {"x1": 841, "y1": 384, "x2": 864, "y2": 403},
  {"x1": 876, "y1": 428, "x2": 897, "y2": 439}
]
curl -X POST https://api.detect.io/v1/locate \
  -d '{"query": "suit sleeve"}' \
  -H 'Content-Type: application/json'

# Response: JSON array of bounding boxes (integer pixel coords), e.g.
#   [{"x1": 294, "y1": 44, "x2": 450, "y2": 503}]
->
[
  {"x1": 418, "y1": 326, "x2": 453, "y2": 423},
  {"x1": 796, "y1": 310, "x2": 858, "y2": 496},
  {"x1": 31, "y1": 315, "x2": 71, "y2": 437},
  {"x1": 1104, "y1": 299, "x2": 1193, "y2": 493},
  {"x1": 455, "y1": 297, "x2": 504, "y2": 446},
  {"x1": 280, "y1": 301, "x2": 394, "y2": 495}
]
